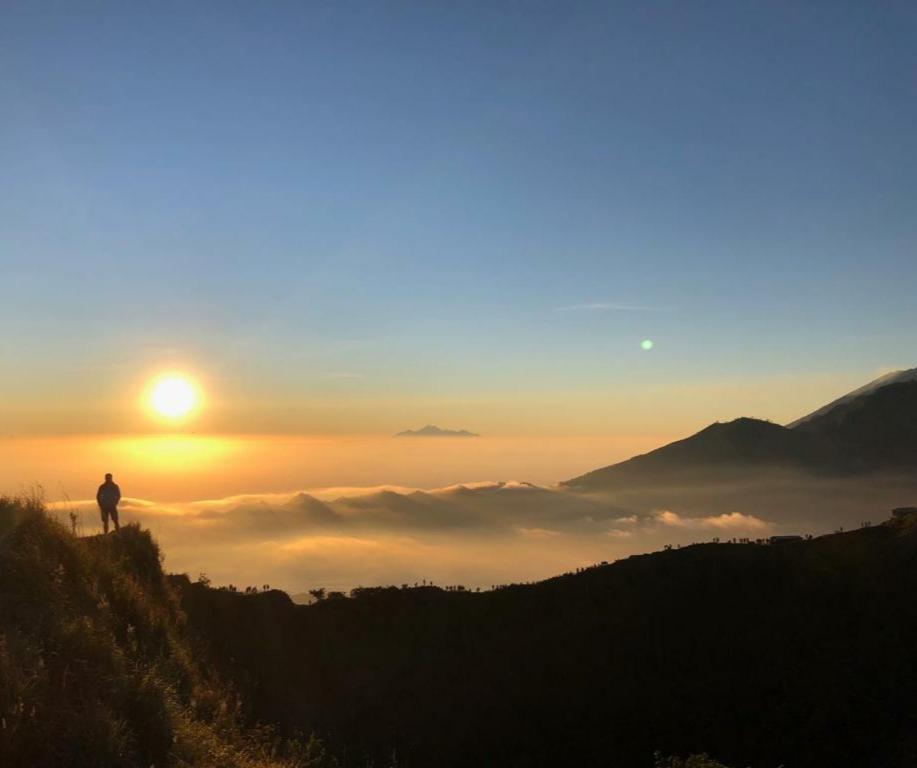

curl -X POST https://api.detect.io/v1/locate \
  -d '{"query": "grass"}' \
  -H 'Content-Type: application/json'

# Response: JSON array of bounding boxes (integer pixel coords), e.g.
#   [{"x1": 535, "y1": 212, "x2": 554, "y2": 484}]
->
[{"x1": 0, "y1": 496, "x2": 334, "y2": 768}]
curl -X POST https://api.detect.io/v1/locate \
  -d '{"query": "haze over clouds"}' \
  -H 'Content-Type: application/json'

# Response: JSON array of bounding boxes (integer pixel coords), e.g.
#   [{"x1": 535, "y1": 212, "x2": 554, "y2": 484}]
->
[
  {"x1": 47, "y1": 471, "x2": 917, "y2": 595},
  {"x1": 654, "y1": 510, "x2": 770, "y2": 531},
  {"x1": 0, "y1": 434, "x2": 669, "y2": 501}
]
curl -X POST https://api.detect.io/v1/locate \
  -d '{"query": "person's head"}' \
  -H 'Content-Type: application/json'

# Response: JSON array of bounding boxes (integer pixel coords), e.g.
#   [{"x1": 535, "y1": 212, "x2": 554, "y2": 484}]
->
[{"x1": 105, "y1": 473, "x2": 113, "y2": 482}]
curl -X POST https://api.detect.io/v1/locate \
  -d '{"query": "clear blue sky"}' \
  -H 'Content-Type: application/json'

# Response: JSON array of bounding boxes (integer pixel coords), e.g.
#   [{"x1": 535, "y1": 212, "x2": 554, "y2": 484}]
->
[{"x1": 2, "y1": 1, "x2": 916, "y2": 434}]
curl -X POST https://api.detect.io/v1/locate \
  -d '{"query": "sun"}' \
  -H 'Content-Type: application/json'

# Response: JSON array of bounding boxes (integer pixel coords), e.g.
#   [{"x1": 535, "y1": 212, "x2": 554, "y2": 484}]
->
[{"x1": 147, "y1": 374, "x2": 200, "y2": 421}]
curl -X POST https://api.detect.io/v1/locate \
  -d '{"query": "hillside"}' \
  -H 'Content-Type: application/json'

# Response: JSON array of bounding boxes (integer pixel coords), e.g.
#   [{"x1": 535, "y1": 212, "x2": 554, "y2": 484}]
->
[
  {"x1": 561, "y1": 417, "x2": 831, "y2": 489},
  {"x1": 563, "y1": 372, "x2": 917, "y2": 490},
  {"x1": 0, "y1": 497, "x2": 331, "y2": 768},
  {"x1": 789, "y1": 366, "x2": 917, "y2": 427},
  {"x1": 794, "y1": 380, "x2": 917, "y2": 471},
  {"x1": 176, "y1": 512, "x2": 917, "y2": 768},
  {"x1": 7, "y1": 494, "x2": 917, "y2": 767}
]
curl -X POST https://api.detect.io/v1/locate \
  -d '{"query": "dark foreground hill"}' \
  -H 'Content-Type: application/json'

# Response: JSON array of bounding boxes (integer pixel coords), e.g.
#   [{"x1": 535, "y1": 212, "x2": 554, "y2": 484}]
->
[
  {"x1": 7, "y1": 495, "x2": 917, "y2": 768},
  {"x1": 0, "y1": 498, "x2": 728, "y2": 768},
  {"x1": 0, "y1": 498, "x2": 332, "y2": 768},
  {"x1": 176, "y1": 512, "x2": 917, "y2": 768},
  {"x1": 564, "y1": 377, "x2": 917, "y2": 489}
]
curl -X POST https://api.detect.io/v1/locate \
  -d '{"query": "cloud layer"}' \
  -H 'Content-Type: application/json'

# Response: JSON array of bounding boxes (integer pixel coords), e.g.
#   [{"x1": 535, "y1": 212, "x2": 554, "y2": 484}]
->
[
  {"x1": 50, "y1": 480, "x2": 782, "y2": 595},
  {"x1": 49, "y1": 471, "x2": 917, "y2": 596}
]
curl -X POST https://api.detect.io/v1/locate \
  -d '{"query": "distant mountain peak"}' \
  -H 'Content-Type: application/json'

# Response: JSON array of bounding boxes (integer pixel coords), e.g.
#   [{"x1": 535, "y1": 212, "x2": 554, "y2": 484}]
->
[
  {"x1": 395, "y1": 425, "x2": 479, "y2": 437},
  {"x1": 789, "y1": 367, "x2": 917, "y2": 427},
  {"x1": 561, "y1": 416, "x2": 821, "y2": 489},
  {"x1": 563, "y1": 368, "x2": 917, "y2": 490}
]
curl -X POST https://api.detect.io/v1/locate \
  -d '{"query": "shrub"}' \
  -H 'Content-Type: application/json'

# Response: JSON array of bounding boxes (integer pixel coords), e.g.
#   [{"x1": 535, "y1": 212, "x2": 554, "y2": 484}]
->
[{"x1": 0, "y1": 498, "x2": 333, "y2": 767}]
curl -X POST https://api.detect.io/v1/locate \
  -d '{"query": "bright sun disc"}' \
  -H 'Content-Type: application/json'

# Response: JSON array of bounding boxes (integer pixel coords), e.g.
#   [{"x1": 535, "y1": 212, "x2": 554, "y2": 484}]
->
[{"x1": 149, "y1": 376, "x2": 199, "y2": 420}]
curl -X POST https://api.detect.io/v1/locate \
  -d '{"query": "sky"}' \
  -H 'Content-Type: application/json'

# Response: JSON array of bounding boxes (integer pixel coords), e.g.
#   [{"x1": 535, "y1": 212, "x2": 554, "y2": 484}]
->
[{"x1": 2, "y1": 1, "x2": 917, "y2": 439}]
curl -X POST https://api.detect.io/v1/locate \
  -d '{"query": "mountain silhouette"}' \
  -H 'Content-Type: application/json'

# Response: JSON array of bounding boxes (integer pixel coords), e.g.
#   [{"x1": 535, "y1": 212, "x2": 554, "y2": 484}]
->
[
  {"x1": 282, "y1": 492, "x2": 341, "y2": 525},
  {"x1": 395, "y1": 425, "x2": 479, "y2": 437},
  {"x1": 794, "y1": 379, "x2": 917, "y2": 471},
  {"x1": 562, "y1": 417, "x2": 829, "y2": 489},
  {"x1": 564, "y1": 368, "x2": 917, "y2": 489},
  {"x1": 788, "y1": 366, "x2": 917, "y2": 427}
]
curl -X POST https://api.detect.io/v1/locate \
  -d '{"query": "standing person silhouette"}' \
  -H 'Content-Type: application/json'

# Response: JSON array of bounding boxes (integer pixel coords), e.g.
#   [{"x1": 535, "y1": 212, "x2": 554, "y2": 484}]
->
[{"x1": 96, "y1": 473, "x2": 121, "y2": 534}]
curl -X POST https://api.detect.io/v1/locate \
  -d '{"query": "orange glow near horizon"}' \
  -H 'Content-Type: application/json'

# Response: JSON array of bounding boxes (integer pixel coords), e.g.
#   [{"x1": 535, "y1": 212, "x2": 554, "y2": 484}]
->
[
  {"x1": 0, "y1": 433, "x2": 668, "y2": 503},
  {"x1": 115, "y1": 435, "x2": 237, "y2": 473}
]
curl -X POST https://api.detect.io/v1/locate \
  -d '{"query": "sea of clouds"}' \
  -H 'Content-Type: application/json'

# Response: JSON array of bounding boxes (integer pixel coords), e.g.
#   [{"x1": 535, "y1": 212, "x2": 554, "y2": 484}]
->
[{"x1": 50, "y1": 471, "x2": 917, "y2": 595}]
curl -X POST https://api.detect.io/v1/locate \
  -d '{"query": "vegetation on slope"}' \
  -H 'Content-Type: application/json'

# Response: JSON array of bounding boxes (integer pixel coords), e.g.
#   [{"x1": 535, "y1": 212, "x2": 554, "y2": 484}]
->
[{"x1": 0, "y1": 496, "x2": 332, "y2": 768}]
